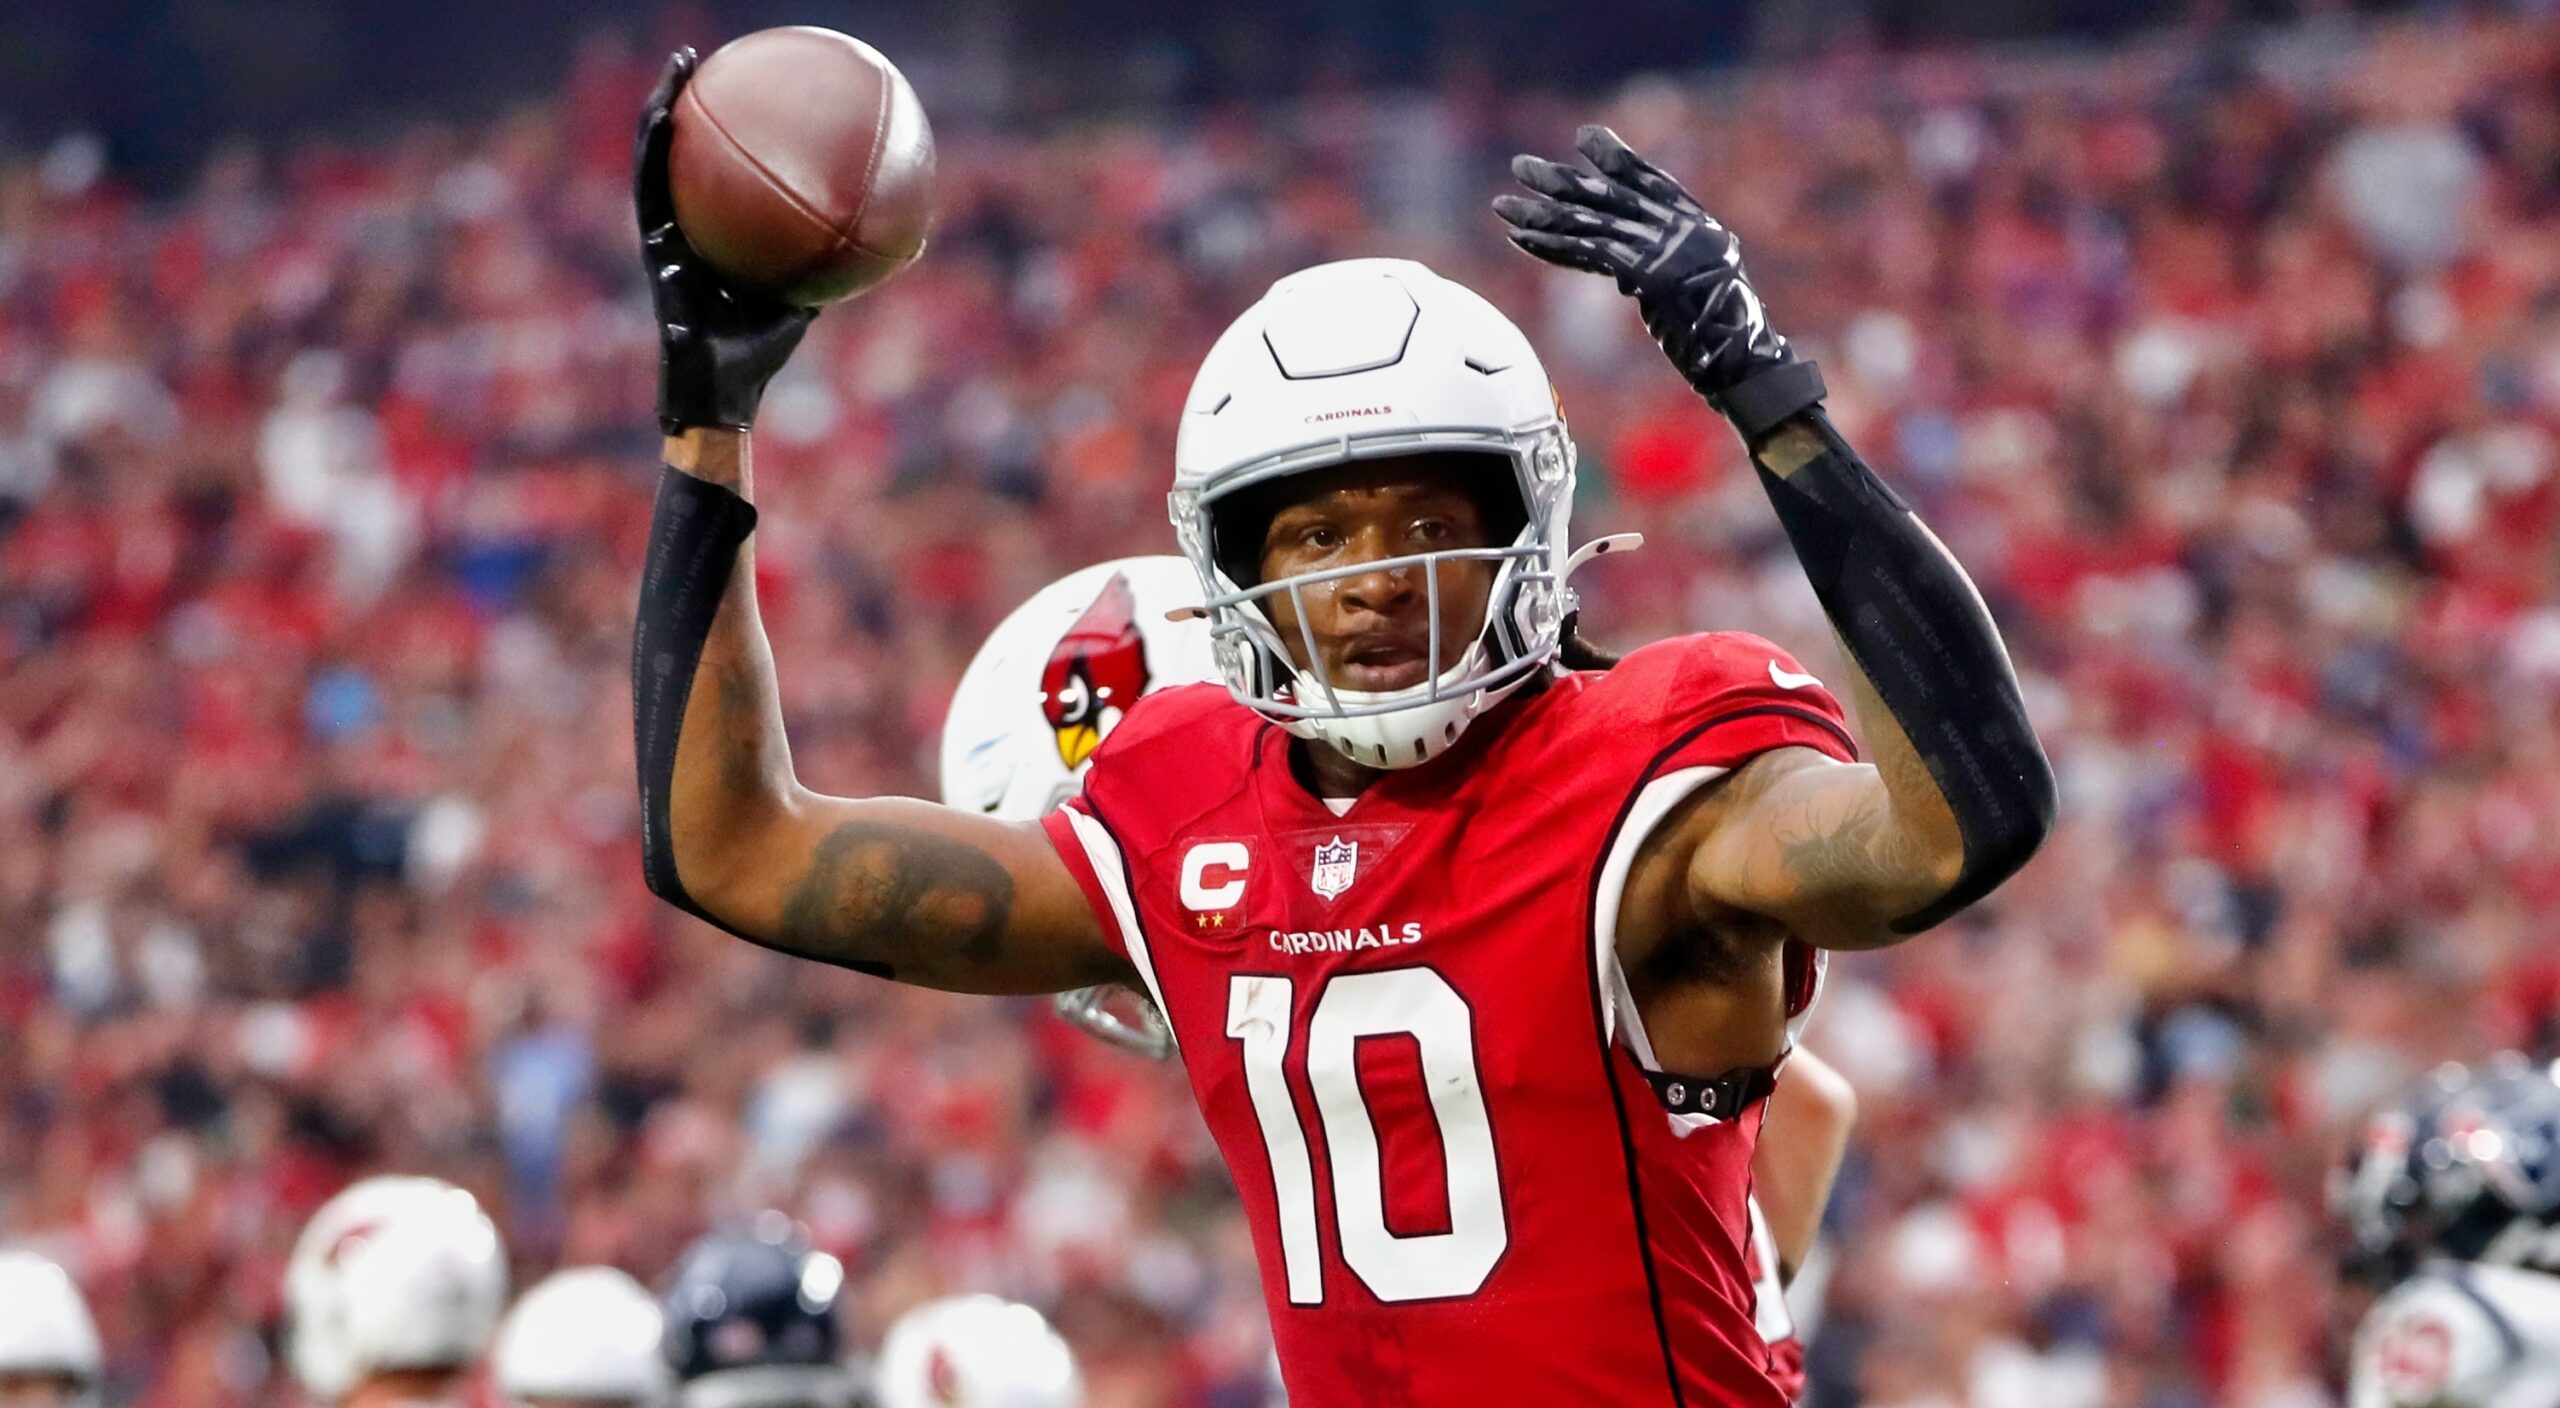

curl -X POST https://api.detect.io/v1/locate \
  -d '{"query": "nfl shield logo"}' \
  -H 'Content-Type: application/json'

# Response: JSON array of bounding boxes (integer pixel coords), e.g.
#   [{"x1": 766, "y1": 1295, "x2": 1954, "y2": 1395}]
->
[{"x1": 1311, "y1": 836, "x2": 1358, "y2": 899}]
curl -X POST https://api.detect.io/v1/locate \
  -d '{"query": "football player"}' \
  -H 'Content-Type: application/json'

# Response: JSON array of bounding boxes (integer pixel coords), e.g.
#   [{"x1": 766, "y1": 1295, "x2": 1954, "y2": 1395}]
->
[
  {"x1": 284, "y1": 1176, "x2": 507, "y2": 1408},
  {"x1": 2338, "y1": 1056, "x2": 2560, "y2": 1407},
  {"x1": 0, "y1": 1250, "x2": 102, "y2": 1408},
  {"x1": 938, "y1": 556, "x2": 1857, "y2": 1399},
  {"x1": 1746, "y1": 1049, "x2": 1856, "y2": 1401},
  {"x1": 495, "y1": 1267, "x2": 670, "y2": 1408},
  {"x1": 936, "y1": 555, "x2": 1217, "y2": 1060},
  {"x1": 631, "y1": 42, "x2": 2053, "y2": 1403},
  {"x1": 660, "y1": 1216, "x2": 856, "y2": 1408},
  {"x1": 869, "y1": 1296, "x2": 1081, "y2": 1408}
]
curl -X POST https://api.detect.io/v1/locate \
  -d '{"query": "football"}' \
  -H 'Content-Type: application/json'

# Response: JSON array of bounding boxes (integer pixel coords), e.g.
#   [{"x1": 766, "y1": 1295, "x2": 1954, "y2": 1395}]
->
[{"x1": 667, "y1": 26, "x2": 936, "y2": 306}]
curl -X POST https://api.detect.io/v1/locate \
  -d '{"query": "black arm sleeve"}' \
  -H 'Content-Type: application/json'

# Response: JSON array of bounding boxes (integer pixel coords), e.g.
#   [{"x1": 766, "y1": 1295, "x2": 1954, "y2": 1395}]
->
[
  {"x1": 633, "y1": 464, "x2": 759, "y2": 937},
  {"x1": 1753, "y1": 411, "x2": 2057, "y2": 932}
]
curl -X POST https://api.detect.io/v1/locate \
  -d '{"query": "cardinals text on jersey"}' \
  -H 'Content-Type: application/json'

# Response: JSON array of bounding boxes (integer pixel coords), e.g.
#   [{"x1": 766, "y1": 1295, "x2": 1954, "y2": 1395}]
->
[{"x1": 1043, "y1": 631, "x2": 1851, "y2": 1406}]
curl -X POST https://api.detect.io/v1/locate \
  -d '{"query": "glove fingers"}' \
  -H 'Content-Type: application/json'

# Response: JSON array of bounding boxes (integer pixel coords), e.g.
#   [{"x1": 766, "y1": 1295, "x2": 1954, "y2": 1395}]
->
[
  {"x1": 1508, "y1": 153, "x2": 1650, "y2": 219},
  {"x1": 1574, "y1": 124, "x2": 1706, "y2": 220},
  {"x1": 634, "y1": 48, "x2": 697, "y2": 234},
  {"x1": 1491, "y1": 194, "x2": 1654, "y2": 246},
  {"x1": 642, "y1": 221, "x2": 705, "y2": 292},
  {"x1": 742, "y1": 291, "x2": 819, "y2": 335},
  {"x1": 1504, "y1": 228, "x2": 1639, "y2": 278},
  {"x1": 641, "y1": 46, "x2": 698, "y2": 116}
]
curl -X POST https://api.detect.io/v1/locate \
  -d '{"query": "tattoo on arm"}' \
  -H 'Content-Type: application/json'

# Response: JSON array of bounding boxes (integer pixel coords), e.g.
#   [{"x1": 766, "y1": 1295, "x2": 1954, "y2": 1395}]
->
[
  {"x1": 777, "y1": 823, "x2": 1018, "y2": 983},
  {"x1": 1769, "y1": 781, "x2": 1937, "y2": 899},
  {"x1": 1708, "y1": 754, "x2": 1955, "y2": 934}
]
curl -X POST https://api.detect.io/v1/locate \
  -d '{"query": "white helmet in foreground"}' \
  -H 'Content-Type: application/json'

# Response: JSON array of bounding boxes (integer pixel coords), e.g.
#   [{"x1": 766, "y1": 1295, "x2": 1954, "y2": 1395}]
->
[
  {"x1": 874, "y1": 1296, "x2": 1081, "y2": 1408},
  {"x1": 940, "y1": 556, "x2": 1215, "y2": 1059},
  {"x1": 286, "y1": 1176, "x2": 507, "y2": 1403},
  {"x1": 494, "y1": 1267, "x2": 668, "y2": 1407},
  {"x1": 1172, "y1": 257, "x2": 1628, "y2": 770},
  {"x1": 0, "y1": 1250, "x2": 102, "y2": 1407}
]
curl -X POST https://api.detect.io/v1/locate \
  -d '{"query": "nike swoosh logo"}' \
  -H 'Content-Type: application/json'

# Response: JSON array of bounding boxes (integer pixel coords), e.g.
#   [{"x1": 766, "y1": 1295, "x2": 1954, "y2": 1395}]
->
[{"x1": 1769, "y1": 661, "x2": 1822, "y2": 691}]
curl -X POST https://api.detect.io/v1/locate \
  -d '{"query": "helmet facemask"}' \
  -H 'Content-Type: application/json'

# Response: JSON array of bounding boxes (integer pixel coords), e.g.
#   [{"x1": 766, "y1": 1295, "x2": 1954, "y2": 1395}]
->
[
  {"x1": 1174, "y1": 427, "x2": 1578, "y2": 770},
  {"x1": 1168, "y1": 258, "x2": 1638, "y2": 769}
]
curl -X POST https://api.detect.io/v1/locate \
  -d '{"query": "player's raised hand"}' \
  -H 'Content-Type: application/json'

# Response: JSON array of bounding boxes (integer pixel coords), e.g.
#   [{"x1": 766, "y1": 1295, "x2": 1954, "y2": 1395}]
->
[
  {"x1": 1494, "y1": 125, "x2": 1824, "y2": 442},
  {"x1": 634, "y1": 48, "x2": 814, "y2": 434}
]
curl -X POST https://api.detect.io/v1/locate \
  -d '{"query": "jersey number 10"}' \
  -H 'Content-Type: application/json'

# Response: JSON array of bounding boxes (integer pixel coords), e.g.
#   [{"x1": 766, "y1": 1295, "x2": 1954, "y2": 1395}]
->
[{"x1": 1225, "y1": 968, "x2": 1509, "y2": 1304}]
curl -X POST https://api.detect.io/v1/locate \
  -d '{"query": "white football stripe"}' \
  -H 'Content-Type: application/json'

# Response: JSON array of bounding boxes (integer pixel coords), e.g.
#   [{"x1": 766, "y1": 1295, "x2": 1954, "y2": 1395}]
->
[{"x1": 1062, "y1": 809, "x2": 1174, "y2": 1046}]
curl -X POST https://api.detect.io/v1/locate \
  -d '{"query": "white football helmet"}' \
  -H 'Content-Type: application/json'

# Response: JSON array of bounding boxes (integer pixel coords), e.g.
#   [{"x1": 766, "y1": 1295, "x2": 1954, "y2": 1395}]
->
[
  {"x1": 0, "y1": 1250, "x2": 102, "y2": 1407},
  {"x1": 873, "y1": 1297, "x2": 1080, "y2": 1408},
  {"x1": 285, "y1": 1176, "x2": 508, "y2": 1403},
  {"x1": 938, "y1": 556, "x2": 1217, "y2": 819},
  {"x1": 1171, "y1": 257, "x2": 1630, "y2": 769},
  {"x1": 494, "y1": 1267, "x2": 669, "y2": 1407},
  {"x1": 939, "y1": 556, "x2": 1215, "y2": 1060}
]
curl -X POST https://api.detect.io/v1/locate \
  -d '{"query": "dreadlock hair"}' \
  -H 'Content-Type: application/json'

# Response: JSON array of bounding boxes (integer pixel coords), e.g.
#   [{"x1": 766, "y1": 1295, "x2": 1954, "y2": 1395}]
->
[{"x1": 1557, "y1": 610, "x2": 1622, "y2": 671}]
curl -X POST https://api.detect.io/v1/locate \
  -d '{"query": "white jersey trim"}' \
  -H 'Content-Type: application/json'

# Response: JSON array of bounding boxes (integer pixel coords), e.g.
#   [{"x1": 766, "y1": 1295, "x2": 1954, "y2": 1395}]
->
[
  {"x1": 1061, "y1": 807, "x2": 1177, "y2": 1049},
  {"x1": 1592, "y1": 765, "x2": 1728, "y2": 1134},
  {"x1": 1747, "y1": 1195, "x2": 1796, "y2": 1348}
]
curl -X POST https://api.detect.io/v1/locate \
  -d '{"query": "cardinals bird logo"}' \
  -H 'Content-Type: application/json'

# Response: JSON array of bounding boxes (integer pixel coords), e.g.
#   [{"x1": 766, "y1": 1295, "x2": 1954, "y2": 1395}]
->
[{"x1": 1041, "y1": 572, "x2": 1152, "y2": 770}]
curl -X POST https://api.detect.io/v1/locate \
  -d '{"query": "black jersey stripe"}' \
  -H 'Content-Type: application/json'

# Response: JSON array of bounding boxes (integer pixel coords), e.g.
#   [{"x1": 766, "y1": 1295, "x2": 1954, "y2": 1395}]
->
[
  {"x1": 1072, "y1": 793, "x2": 1185, "y2": 1061},
  {"x1": 1581, "y1": 699, "x2": 1850, "y2": 1408},
  {"x1": 1666, "y1": 701, "x2": 1857, "y2": 762},
  {"x1": 1585, "y1": 777, "x2": 1691, "y2": 1408}
]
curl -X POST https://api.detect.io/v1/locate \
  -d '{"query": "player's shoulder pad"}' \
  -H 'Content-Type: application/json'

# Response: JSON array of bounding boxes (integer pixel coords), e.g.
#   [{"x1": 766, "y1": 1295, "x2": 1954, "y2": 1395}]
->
[
  {"x1": 1083, "y1": 682, "x2": 1258, "y2": 785},
  {"x1": 1584, "y1": 632, "x2": 1856, "y2": 761},
  {"x1": 2351, "y1": 1265, "x2": 2533, "y2": 1408}
]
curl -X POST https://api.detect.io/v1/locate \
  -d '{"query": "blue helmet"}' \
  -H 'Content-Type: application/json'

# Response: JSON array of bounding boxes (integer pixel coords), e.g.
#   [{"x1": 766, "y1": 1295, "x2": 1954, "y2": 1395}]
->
[
  {"x1": 2336, "y1": 1055, "x2": 2560, "y2": 1282},
  {"x1": 660, "y1": 1212, "x2": 855, "y2": 1408}
]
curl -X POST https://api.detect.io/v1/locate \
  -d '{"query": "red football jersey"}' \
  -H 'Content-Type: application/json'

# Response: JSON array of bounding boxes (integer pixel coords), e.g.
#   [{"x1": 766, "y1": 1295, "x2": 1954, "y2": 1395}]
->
[
  {"x1": 1746, "y1": 1197, "x2": 1806, "y2": 1403},
  {"x1": 1042, "y1": 633, "x2": 1854, "y2": 1406}
]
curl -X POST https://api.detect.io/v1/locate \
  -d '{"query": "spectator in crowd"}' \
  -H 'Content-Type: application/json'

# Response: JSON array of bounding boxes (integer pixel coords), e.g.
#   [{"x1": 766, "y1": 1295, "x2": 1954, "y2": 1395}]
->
[{"x1": 0, "y1": 12, "x2": 2555, "y2": 1407}]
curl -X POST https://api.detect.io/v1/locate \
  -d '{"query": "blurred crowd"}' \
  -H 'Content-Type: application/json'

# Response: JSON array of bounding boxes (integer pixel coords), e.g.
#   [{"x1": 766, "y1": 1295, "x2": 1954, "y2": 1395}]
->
[{"x1": 3, "y1": 9, "x2": 2557, "y2": 1407}]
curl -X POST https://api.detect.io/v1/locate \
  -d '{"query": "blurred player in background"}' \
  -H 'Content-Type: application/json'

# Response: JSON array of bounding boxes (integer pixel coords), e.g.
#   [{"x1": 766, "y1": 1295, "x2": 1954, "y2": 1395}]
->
[
  {"x1": 0, "y1": 1251, "x2": 102, "y2": 1408},
  {"x1": 937, "y1": 555, "x2": 1218, "y2": 1060},
  {"x1": 660, "y1": 1215, "x2": 856, "y2": 1408},
  {"x1": 494, "y1": 1267, "x2": 670, "y2": 1408},
  {"x1": 1744, "y1": 1055, "x2": 1855, "y2": 1400},
  {"x1": 939, "y1": 556, "x2": 1857, "y2": 1398},
  {"x1": 870, "y1": 1296, "x2": 1081, "y2": 1408},
  {"x1": 283, "y1": 1177, "x2": 507, "y2": 1408},
  {"x1": 2338, "y1": 1057, "x2": 2560, "y2": 1407},
  {"x1": 632, "y1": 27, "x2": 2053, "y2": 1391}
]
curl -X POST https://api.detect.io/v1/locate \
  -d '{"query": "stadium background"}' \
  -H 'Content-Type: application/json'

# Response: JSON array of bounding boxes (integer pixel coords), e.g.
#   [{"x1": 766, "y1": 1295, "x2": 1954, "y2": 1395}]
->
[{"x1": 3, "y1": 0, "x2": 2556, "y2": 1404}]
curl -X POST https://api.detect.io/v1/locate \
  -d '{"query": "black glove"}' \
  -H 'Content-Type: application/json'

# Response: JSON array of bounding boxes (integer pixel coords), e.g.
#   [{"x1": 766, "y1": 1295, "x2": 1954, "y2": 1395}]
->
[
  {"x1": 1494, "y1": 125, "x2": 1824, "y2": 443},
  {"x1": 635, "y1": 49, "x2": 814, "y2": 435}
]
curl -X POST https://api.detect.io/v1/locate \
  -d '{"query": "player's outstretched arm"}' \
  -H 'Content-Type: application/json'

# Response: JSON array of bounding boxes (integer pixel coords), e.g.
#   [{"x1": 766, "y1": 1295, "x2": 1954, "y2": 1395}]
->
[
  {"x1": 629, "y1": 54, "x2": 1120, "y2": 996},
  {"x1": 1749, "y1": 1046, "x2": 1855, "y2": 1283},
  {"x1": 1498, "y1": 126, "x2": 2056, "y2": 942},
  {"x1": 1699, "y1": 413, "x2": 2053, "y2": 943}
]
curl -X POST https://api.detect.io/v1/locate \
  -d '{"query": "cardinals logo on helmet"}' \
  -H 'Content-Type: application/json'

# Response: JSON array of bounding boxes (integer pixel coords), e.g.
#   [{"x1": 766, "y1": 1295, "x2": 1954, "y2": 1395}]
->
[{"x1": 1040, "y1": 571, "x2": 1151, "y2": 770}]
